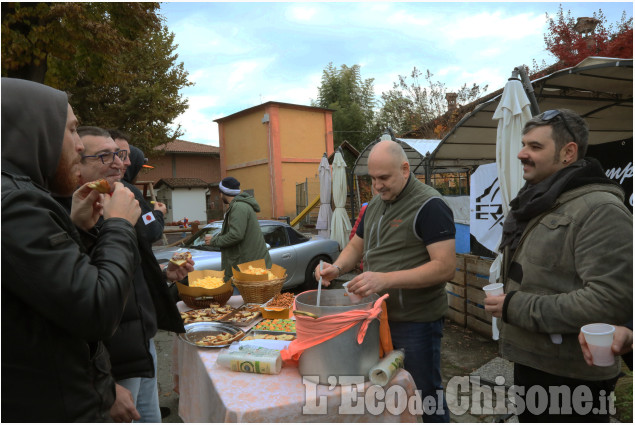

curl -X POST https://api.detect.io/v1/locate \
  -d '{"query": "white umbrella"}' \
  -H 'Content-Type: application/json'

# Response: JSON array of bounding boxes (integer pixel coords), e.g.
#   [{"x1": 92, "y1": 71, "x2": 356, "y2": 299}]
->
[
  {"x1": 330, "y1": 151, "x2": 352, "y2": 249},
  {"x1": 315, "y1": 154, "x2": 332, "y2": 238},
  {"x1": 488, "y1": 77, "x2": 532, "y2": 340}
]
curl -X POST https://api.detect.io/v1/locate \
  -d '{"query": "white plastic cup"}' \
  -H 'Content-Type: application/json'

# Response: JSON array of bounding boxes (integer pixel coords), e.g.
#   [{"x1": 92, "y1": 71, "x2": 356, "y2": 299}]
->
[
  {"x1": 581, "y1": 323, "x2": 616, "y2": 367},
  {"x1": 483, "y1": 283, "x2": 504, "y2": 341},
  {"x1": 483, "y1": 283, "x2": 504, "y2": 296},
  {"x1": 342, "y1": 281, "x2": 363, "y2": 304}
]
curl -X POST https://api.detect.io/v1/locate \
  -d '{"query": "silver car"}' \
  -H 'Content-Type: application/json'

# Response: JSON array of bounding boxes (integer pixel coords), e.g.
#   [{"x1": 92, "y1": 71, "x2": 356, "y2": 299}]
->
[{"x1": 153, "y1": 220, "x2": 340, "y2": 290}]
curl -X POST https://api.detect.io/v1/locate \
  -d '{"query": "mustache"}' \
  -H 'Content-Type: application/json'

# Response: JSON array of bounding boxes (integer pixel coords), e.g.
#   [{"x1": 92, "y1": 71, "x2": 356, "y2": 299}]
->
[{"x1": 520, "y1": 159, "x2": 535, "y2": 166}]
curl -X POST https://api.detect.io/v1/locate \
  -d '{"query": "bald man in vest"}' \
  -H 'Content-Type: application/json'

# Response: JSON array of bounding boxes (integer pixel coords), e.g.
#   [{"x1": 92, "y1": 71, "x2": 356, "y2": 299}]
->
[{"x1": 318, "y1": 140, "x2": 456, "y2": 422}]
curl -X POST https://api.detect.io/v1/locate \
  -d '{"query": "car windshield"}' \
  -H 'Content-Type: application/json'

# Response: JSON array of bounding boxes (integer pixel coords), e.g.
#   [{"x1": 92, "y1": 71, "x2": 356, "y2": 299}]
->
[{"x1": 182, "y1": 226, "x2": 222, "y2": 251}]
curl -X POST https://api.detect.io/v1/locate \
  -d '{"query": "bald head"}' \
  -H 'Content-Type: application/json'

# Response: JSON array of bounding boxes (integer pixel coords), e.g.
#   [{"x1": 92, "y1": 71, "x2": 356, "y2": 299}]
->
[
  {"x1": 368, "y1": 140, "x2": 410, "y2": 202},
  {"x1": 369, "y1": 140, "x2": 408, "y2": 167}
]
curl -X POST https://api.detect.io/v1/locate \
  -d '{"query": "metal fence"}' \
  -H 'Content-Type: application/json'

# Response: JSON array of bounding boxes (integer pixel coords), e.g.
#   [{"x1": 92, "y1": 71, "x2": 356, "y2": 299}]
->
[{"x1": 295, "y1": 177, "x2": 321, "y2": 226}]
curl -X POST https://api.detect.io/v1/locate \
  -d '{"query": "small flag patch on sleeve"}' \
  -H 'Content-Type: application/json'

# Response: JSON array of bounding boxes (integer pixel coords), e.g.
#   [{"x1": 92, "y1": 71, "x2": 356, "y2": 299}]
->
[{"x1": 142, "y1": 212, "x2": 156, "y2": 225}]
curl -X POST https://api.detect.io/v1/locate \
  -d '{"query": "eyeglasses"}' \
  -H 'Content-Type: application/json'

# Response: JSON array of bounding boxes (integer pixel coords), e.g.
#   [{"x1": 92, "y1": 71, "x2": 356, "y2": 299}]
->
[
  {"x1": 82, "y1": 149, "x2": 128, "y2": 165},
  {"x1": 540, "y1": 110, "x2": 577, "y2": 143}
]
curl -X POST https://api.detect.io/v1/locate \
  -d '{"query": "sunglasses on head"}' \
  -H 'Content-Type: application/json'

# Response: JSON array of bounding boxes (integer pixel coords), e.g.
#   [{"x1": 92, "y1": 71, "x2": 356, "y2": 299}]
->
[{"x1": 540, "y1": 110, "x2": 576, "y2": 143}]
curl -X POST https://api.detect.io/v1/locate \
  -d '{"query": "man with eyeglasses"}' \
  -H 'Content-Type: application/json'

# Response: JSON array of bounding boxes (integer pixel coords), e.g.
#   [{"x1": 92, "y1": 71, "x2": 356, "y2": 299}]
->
[
  {"x1": 484, "y1": 109, "x2": 632, "y2": 422},
  {"x1": 73, "y1": 126, "x2": 193, "y2": 423},
  {"x1": 77, "y1": 126, "x2": 127, "y2": 189},
  {"x1": 109, "y1": 129, "x2": 167, "y2": 244}
]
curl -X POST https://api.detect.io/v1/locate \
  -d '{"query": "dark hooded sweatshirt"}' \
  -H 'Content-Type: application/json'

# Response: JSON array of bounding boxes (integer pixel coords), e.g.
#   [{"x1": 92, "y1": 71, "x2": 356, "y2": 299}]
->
[
  {"x1": 1, "y1": 78, "x2": 139, "y2": 421},
  {"x1": 123, "y1": 145, "x2": 165, "y2": 244}
]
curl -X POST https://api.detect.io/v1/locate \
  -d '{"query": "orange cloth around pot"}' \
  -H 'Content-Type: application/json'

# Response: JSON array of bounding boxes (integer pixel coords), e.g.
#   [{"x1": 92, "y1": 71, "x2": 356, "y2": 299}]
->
[
  {"x1": 378, "y1": 301, "x2": 393, "y2": 358},
  {"x1": 280, "y1": 294, "x2": 389, "y2": 365}
]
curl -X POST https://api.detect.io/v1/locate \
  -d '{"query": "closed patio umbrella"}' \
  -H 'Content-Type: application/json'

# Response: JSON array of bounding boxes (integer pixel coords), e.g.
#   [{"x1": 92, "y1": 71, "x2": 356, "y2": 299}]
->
[
  {"x1": 330, "y1": 151, "x2": 351, "y2": 249},
  {"x1": 315, "y1": 153, "x2": 332, "y2": 238},
  {"x1": 488, "y1": 75, "x2": 533, "y2": 340}
]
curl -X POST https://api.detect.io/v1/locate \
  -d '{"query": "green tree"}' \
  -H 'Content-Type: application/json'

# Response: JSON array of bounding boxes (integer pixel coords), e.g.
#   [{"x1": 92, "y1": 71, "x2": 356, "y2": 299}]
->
[
  {"x1": 377, "y1": 67, "x2": 487, "y2": 136},
  {"x1": 312, "y1": 63, "x2": 379, "y2": 152},
  {"x1": 1, "y1": 2, "x2": 192, "y2": 151}
]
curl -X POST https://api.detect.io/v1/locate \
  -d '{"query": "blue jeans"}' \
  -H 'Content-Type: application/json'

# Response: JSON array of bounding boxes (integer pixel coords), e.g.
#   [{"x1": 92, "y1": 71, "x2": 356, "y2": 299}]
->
[
  {"x1": 389, "y1": 319, "x2": 449, "y2": 422},
  {"x1": 118, "y1": 339, "x2": 161, "y2": 423}
]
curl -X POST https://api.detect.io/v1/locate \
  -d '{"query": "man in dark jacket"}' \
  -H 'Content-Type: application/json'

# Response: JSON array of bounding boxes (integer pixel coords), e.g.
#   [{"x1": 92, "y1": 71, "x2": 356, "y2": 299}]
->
[
  {"x1": 205, "y1": 176, "x2": 271, "y2": 281},
  {"x1": 76, "y1": 126, "x2": 193, "y2": 422},
  {"x1": 1, "y1": 78, "x2": 142, "y2": 422},
  {"x1": 109, "y1": 129, "x2": 167, "y2": 244}
]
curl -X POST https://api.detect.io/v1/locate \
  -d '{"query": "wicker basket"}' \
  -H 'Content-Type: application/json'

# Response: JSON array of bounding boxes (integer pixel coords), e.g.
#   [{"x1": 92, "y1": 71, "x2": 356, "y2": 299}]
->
[
  {"x1": 233, "y1": 277, "x2": 286, "y2": 304},
  {"x1": 179, "y1": 289, "x2": 233, "y2": 309}
]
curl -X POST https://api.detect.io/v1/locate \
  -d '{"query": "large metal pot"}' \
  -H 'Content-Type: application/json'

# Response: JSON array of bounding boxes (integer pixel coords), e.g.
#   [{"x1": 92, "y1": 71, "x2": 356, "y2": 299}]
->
[{"x1": 295, "y1": 289, "x2": 380, "y2": 385}]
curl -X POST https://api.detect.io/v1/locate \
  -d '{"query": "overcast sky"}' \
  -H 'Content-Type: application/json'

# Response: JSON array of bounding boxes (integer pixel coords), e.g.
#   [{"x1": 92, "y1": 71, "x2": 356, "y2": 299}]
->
[{"x1": 159, "y1": 1, "x2": 633, "y2": 146}]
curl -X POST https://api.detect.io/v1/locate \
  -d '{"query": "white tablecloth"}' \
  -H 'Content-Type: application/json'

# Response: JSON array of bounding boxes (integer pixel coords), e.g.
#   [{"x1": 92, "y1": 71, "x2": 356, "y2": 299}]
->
[{"x1": 172, "y1": 296, "x2": 419, "y2": 422}]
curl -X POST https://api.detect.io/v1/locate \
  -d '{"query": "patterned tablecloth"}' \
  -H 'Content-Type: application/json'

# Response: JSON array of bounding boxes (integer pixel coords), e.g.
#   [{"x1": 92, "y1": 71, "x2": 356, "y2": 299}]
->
[{"x1": 173, "y1": 297, "x2": 419, "y2": 422}]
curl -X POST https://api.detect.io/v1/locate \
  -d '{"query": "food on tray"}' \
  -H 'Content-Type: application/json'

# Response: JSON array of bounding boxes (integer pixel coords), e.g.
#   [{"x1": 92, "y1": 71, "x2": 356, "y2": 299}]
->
[
  {"x1": 195, "y1": 330, "x2": 245, "y2": 346},
  {"x1": 224, "y1": 305, "x2": 261, "y2": 324},
  {"x1": 253, "y1": 319, "x2": 296, "y2": 333},
  {"x1": 266, "y1": 293, "x2": 295, "y2": 309},
  {"x1": 242, "y1": 333, "x2": 295, "y2": 341},
  {"x1": 170, "y1": 251, "x2": 192, "y2": 266},
  {"x1": 180, "y1": 306, "x2": 235, "y2": 324},
  {"x1": 87, "y1": 178, "x2": 111, "y2": 194},
  {"x1": 190, "y1": 275, "x2": 225, "y2": 289},
  {"x1": 243, "y1": 265, "x2": 275, "y2": 280}
]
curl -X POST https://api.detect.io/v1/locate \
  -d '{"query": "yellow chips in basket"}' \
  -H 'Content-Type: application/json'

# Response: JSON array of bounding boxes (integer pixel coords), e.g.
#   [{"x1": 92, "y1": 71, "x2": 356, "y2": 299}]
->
[
  {"x1": 243, "y1": 265, "x2": 275, "y2": 280},
  {"x1": 190, "y1": 275, "x2": 226, "y2": 289}
]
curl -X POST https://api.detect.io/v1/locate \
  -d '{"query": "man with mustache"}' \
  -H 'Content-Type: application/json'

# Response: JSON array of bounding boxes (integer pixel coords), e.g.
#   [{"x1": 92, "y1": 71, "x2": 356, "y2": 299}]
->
[
  {"x1": 317, "y1": 140, "x2": 457, "y2": 422},
  {"x1": 1, "y1": 78, "x2": 141, "y2": 421},
  {"x1": 484, "y1": 109, "x2": 632, "y2": 422},
  {"x1": 76, "y1": 126, "x2": 193, "y2": 422}
]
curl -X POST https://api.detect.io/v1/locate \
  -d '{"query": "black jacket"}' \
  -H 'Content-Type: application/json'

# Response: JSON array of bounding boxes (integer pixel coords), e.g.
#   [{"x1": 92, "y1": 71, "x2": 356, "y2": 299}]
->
[
  {"x1": 101, "y1": 214, "x2": 186, "y2": 380},
  {"x1": 123, "y1": 145, "x2": 165, "y2": 244},
  {"x1": 1, "y1": 78, "x2": 138, "y2": 422},
  {"x1": 96, "y1": 145, "x2": 183, "y2": 379}
]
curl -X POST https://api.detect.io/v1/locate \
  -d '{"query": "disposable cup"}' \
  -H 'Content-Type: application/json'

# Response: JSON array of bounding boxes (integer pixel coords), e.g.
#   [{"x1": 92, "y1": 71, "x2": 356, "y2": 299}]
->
[
  {"x1": 483, "y1": 283, "x2": 504, "y2": 296},
  {"x1": 581, "y1": 323, "x2": 616, "y2": 367},
  {"x1": 342, "y1": 281, "x2": 363, "y2": 304},
  {"x1": 482, "y1": 283, "x2": 504, "y2": 341}
]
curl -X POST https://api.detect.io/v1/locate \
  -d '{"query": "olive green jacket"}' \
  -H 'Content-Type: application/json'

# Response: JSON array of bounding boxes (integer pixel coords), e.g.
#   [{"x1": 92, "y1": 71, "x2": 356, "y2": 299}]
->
[
  {"x1": 210, "y1": 193, "x2": 271, "y2": 280},
  {"x1": 499, "y1": 183, "x2": 632, "y2": 380},
  {"x1": 363, "y1": 174, "x2": 449, "y2": 322}
]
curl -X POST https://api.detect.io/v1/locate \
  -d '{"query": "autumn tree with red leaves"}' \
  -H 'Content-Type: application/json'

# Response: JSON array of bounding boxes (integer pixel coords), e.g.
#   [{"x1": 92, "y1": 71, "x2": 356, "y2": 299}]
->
[{"x1": 531, "y1": 5, "x2": 632, "y2": 77}]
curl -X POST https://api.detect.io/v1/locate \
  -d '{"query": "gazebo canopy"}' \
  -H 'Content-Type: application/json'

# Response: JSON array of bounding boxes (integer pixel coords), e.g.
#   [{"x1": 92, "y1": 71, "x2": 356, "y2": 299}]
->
[
  {"x1": 428, "y1": 57, "x2": 633, "y2": 172},
  {"x1": 353, "y1": 137, "x2": 441, "y2": 176}
]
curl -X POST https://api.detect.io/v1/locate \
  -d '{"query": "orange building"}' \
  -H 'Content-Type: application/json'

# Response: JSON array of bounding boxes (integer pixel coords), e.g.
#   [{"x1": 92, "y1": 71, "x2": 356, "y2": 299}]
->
[{"x1": 215, "y1": 101, "x2": 334, "y2": 219}]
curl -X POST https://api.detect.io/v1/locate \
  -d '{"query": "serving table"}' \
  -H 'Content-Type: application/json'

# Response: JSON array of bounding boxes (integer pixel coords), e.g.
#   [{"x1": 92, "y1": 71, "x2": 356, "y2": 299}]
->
[{"x1": 172, "y1": 296, "x2": 419, "y2": 422}]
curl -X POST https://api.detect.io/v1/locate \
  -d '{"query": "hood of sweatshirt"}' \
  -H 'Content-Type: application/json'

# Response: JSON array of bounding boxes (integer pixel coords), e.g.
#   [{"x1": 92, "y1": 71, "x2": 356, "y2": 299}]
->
[
  {"x1": 1, "y1": 78, "x2": 68, "y2": 189},
  {"x1": 123, "y1": 145, "x2": 145, "y2": 183},
  {"x1": 232, "y1": 192, "x2": 261, "y2": 213}
]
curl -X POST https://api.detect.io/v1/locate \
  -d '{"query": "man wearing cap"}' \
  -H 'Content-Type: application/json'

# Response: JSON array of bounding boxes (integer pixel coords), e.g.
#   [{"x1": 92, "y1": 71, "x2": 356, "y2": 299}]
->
[{"x1": 206, "y1": 176, "x2": 271, "y2": 281}]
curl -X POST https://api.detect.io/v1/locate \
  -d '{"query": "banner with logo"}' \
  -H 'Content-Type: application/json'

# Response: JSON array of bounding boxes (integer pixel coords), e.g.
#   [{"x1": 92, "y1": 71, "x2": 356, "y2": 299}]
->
[{"x1": 470, "y1": 163, "x2": 503, "y2": 253}]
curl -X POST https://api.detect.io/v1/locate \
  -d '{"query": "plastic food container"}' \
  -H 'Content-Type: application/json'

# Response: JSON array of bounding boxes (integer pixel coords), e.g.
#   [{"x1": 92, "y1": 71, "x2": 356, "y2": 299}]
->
[{"x1": 260, "y1": 306, "x2": 291, "y2": 319}]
